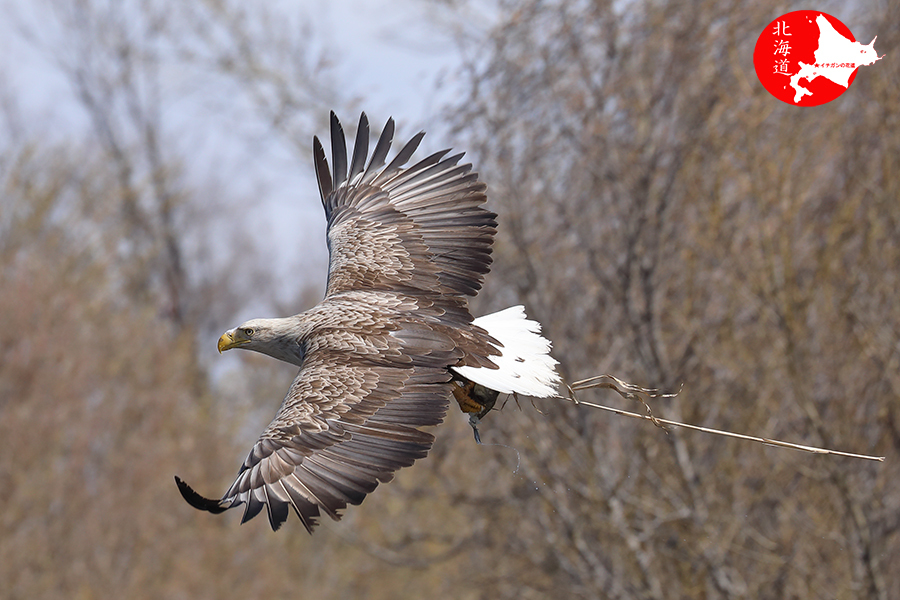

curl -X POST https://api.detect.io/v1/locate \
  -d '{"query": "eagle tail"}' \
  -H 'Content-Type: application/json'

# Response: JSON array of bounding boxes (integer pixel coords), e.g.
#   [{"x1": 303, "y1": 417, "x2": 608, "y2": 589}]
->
[{"x1": 452, "y1": 306, "x2": 561, "y2": 398}]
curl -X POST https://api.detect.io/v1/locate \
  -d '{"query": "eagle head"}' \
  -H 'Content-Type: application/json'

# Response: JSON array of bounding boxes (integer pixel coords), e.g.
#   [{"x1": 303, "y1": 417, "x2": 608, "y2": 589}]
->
[{"x1": 217, "y1": 318, "x2": 305, "y2": 366}]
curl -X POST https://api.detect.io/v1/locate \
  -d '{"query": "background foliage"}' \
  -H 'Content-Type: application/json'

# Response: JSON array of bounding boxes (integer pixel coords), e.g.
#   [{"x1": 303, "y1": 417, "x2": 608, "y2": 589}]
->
[{"x1": 1, "y1": 1, "x2": 897, "y2": 598}]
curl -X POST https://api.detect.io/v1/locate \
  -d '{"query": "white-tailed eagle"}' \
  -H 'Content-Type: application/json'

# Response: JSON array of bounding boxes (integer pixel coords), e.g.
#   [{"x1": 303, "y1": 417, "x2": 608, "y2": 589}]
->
[{"x1": 176, "y1": 113, "x2": 560, "y2": 532}]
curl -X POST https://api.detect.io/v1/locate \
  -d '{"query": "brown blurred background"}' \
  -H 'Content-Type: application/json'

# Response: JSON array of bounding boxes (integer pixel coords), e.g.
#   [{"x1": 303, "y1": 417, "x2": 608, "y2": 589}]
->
[{"x1": 1, "y1": 1, "x2": 897, "y2": 598}]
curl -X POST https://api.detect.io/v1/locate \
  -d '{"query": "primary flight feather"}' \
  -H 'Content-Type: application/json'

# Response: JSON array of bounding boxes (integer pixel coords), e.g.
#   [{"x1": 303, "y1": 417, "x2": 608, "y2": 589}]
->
[{"x1": 176, "y1": 113, "x2": 560, "y2": 532}]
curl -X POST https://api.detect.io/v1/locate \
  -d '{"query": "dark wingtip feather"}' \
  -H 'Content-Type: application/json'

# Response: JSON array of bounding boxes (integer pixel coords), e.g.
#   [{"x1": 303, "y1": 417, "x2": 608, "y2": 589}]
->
[
  {"x1": 283, "y1": 481, "x2": 322, "y2": 534},
  {"x1": 365, "y1": 117, "x2": 395, "y2": 178},
  {"x1": 241, "y1": 493, "x2": 265, "y2": 524},
  {"x1": 313, "y1": 136, "x2": 332, "y2": 204},
  {"x1": 175, "y1": 476, "x2": 229, "y2": 514},
  {"x1": 264, "y1": 488, "x2": 290, "y2": 531},
  {"x1": 330, "y1": 111, "x2": 348, "y2": 190},
  {"x1": 348, "y1": 112, "x2": 370, "y2": 182},
  {"x1": 382, "y1": 130, "x2": 425, "y2": 177}
]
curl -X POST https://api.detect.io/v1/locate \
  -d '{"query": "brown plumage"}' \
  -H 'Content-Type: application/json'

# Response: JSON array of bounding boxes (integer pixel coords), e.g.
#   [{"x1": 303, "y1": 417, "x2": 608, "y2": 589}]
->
[{"x1": 175, "y1": 112, "x2": 503, "y2": 532}]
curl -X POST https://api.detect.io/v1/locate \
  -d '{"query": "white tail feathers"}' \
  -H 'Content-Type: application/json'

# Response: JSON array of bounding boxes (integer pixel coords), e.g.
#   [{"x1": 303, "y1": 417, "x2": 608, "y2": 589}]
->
[{"x1": 452, "y1": 306, "x2": 561, "y2": 398}]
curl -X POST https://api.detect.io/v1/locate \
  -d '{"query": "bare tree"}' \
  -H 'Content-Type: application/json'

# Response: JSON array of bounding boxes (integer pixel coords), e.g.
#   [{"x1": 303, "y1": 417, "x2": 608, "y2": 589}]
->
[
  {"x1": 437, "y1": 0, "x2": 900, "y2": 598},
  {"x1": 2, "y1": 0, "x2": 897, "y2": 598}
]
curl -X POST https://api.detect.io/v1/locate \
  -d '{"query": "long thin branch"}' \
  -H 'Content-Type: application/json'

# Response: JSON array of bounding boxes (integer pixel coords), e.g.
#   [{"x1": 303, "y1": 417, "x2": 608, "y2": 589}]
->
[{"x1": 557, "y1": 375, "x2": 885, "y2": 462}]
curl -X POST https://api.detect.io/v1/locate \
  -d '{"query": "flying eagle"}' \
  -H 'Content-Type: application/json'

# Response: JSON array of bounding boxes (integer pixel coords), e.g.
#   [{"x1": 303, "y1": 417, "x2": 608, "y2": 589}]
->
[{"x1": 176, "y1": 113, "x2": 560, "y2": 532}]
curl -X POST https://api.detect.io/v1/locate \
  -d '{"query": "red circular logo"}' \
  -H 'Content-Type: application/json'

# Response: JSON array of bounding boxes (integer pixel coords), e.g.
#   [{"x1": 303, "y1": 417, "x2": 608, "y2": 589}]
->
[{"x1": 753, "y1": 11, "x2": 879, "y2": 106}]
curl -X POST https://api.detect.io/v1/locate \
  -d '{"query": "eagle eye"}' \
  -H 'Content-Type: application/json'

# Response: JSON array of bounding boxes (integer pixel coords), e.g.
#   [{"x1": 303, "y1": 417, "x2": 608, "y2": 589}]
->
[{"x1": 243, "y1": 328, "x2": 254, "y2": 337}]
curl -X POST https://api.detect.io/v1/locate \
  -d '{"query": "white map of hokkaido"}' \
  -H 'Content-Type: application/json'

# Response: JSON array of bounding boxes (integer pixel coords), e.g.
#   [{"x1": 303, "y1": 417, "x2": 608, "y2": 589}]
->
[{"x1": 789, "y1": 15, "x2": 882, "y2": 103}]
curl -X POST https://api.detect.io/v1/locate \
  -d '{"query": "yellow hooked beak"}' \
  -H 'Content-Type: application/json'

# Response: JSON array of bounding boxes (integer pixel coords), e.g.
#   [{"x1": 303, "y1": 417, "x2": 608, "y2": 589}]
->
[{"x1": 217, "y1": 329, "x2": 250, "y2": 353}]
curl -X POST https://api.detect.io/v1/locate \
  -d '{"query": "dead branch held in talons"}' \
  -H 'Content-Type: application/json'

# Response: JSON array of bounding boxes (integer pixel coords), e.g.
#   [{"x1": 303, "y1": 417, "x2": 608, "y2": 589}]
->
[{"x1": 552, "y1": 374, "x2": 885, "y2": 462}]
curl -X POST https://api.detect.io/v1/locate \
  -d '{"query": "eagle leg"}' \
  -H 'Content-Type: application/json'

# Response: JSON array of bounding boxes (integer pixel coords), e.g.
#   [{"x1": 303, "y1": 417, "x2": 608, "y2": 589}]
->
[
  {"x1": 469, "y1": 414, "x2": 484, "y2": 445},
  {"x1": 451, "y1": 377, "x2": 502, "y2": 444}
]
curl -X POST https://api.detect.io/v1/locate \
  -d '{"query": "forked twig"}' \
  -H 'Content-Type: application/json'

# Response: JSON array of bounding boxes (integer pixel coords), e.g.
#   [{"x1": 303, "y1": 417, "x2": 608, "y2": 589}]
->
[
  {"x1": 559, "y1": 375, "x2": 885, "y2": 462},
  {"x1": 567, "y1": 374, "x2": 678, "y2": 430}
]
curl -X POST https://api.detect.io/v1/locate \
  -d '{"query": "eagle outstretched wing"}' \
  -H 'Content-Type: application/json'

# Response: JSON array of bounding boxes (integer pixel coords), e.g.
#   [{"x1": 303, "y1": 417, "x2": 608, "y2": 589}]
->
[
  {"x1": 315, "y1": 112, "x2": 496, "y2": 299},
  {"x1": 180, "y1": 304, "x2": 463, "y2": 532},
  {"x1": 177, "y1": 113, "x2": 500, "y2": 531}
]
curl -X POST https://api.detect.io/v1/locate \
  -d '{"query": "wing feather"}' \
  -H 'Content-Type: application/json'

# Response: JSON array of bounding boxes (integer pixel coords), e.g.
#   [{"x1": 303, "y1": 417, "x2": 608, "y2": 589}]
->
[
  {"x1": 321, "y1": 113, "x2": 497, "y2": 300},
  {"x1": 313, "y1": 136, "x2": 332, "y2": 206},
  {"x1": 375, "y1": 131, "x2": 425, "y2": 184},
  {"x1": 348, "y1": 112, "x2": 370, "y2": 182},
  {"x1": 330, "y1": 111, "x2": 348, "y2": 191},
  {"x1": 281, "y1": 478, "x2": 321, "y2": 533},
  {"x1": 363, "y1": 117, "x2": 394, "y2": 183},
  {"x1": 241, "y1": 488, "x2": 266, "y2": 524},
  {"x1": 263, "y1": 484, "x2": 290, "y2": 530}
]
